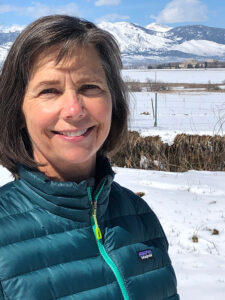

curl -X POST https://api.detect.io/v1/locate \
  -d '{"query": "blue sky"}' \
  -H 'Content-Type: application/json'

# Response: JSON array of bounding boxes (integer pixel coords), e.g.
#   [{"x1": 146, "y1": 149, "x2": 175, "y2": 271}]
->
[{"x1": 0, "y1": 0, "x2": 225, "y2": 29}]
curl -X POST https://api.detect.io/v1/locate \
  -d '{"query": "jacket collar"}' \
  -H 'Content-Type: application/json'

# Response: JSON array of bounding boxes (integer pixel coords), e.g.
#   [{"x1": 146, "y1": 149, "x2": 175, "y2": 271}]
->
[{"x1": 17, "y1": 157, "x2": 114, "y2": 223}]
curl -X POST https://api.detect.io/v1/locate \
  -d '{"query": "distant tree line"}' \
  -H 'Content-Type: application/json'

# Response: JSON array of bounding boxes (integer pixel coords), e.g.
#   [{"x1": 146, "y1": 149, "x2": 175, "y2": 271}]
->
[{"x1": 147, "y1": 60, "x2": 225, "y2": 69}]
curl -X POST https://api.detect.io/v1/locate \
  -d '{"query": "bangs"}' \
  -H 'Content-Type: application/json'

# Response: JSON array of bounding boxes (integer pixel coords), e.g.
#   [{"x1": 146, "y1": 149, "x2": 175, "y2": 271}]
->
[
  {"x1": 55, "y1": 37, "x2": 88, "y2": 66},
  {"x1": 56, "y1": 40, "x2": 80, "y2": 65}
]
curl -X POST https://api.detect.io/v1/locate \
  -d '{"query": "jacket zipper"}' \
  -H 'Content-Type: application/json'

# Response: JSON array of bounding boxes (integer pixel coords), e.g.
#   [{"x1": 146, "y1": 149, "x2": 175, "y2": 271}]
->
[{"x1": 87, "y1": 182, "x2": 129, "y2": 300}]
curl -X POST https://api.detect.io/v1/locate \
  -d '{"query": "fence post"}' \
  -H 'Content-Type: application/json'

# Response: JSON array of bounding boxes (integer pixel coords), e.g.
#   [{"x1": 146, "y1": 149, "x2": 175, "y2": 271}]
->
[
  {"x1": 154, "y1": 93, "x2": 157, "y2": 127},
  {"x1": 151, "y1": 97, "x2": 155, "y2": 118}
]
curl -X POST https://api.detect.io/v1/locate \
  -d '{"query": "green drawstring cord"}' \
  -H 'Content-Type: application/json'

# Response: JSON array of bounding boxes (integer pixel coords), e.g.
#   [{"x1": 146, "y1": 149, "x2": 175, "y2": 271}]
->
[
  {"x1": 87, "y1": 179, "x2": 129, "y2": 300},
  {"x1": 92, "y1": 201, "x2": 102, "y2": 240},
  {"x1": 87, "y1": 178, "x2": 107, "y2": 240}
]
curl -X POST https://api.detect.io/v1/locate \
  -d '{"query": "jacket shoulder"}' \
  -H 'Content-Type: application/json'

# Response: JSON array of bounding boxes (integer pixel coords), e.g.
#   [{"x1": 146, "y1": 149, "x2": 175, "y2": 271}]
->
[
  {"x1": 110, "y1": 181, "x2": 154, "y2": 216},
  {"x1": 0, "y1": 180, "x2": 15, "y2": 195},
  {"x1": 0, "y1": 180, "x2": 35, "y2": 220},
  {"x1": 107, "y1": 181, "x2": 169, "y2": 251},
  {"x1": 110, "y1": 182, "x2": 167, "y2": 237}
]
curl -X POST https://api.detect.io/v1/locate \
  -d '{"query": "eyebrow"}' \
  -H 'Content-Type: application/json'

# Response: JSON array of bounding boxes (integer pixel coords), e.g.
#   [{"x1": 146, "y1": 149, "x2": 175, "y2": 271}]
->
[
  {"x1": 33, "y1": 80, "x2": 61, "y2": 89},
  {"x1": 31, "y1": 75, "x2": 107, "y2": 91}
]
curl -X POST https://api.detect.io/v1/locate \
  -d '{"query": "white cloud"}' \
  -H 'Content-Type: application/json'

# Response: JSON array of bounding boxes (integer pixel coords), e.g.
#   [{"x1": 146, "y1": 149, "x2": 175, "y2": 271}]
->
[
  {"x1": 0, "y1": 4, "x2": 16, "y2": 13},
  {"x1": 96, "y1": 13, "x2": 129, "y2": 23},
  {"x1": 0, "y1": 2, "x2": 79, "y2": 18},
  {"x1": 151, "y1": 0, "x2": 208, "y2": 24},
  {"x1": 95, "y1": 0, "x2": 121, "y2": 7}
]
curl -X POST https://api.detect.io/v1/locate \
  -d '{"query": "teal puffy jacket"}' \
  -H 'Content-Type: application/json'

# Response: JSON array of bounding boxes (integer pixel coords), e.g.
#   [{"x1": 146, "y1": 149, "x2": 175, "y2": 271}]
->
[{"x1": 0, "y1": 158, "x2": 179, "y2": 300}]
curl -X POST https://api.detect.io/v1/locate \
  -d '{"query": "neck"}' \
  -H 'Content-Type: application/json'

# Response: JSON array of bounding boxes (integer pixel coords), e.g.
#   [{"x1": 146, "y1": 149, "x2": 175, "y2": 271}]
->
[{"x1": 34, "y1": 154, "x2": 96, "y2": 183}]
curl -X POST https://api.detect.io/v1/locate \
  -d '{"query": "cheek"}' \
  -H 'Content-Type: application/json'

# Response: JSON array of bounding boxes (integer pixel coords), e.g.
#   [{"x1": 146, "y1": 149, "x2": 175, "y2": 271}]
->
[
  {"x1": 23, "y1": 106, "x2": 56, "y2": 137},
  {"x1": 90, "y1": 98, "x2": 112, "y2": 126},
  {"x1": 24, "y1": 105, "x2": 56, "y2": 130}
]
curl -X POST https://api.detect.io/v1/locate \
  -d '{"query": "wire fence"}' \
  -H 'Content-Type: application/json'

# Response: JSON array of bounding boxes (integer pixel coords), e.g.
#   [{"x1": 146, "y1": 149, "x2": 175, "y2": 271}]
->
[{"x1": 129, "y1": 92, "x2": 225, "y2": 134}]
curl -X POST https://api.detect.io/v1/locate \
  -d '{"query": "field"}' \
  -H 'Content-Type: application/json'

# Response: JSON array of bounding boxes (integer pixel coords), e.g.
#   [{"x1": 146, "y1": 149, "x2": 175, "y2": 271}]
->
[
  {"x1": 124, "y1": 68, "x2": 225, "y2": 144},
  {"x1": 123, "y1": 68, "x2": 225, "y2": 299},
  {"x1": 122, "y1": 68, "x2": 225, "y2": 84},
  {"x1": 129, "y1": 91, "x2": 225, "y2": 144},
  {"x1": 0, "y1": 69, "x2": 225, "y2": 299},
  {"x1": 115, "y1": 167, "x2": 225, "y2": 300}
]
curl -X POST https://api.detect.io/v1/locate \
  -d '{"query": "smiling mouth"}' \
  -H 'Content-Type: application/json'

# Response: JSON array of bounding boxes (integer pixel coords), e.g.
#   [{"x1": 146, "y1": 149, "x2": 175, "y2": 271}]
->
[{"x1": 52, "y1": 127, "x2": 94, "y2": 137}]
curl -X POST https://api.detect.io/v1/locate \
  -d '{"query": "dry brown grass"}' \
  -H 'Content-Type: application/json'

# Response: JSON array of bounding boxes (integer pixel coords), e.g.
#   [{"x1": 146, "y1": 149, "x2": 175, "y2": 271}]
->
[
  {"x1": 110, "y1": 131, "x2": 225, "y2": 171},
  {"x1": 124, "y1": 80, "x2": 225, "y2": 93},
  {"x1": 126, "y1": 80, "x2": 143, "y2": 92}
]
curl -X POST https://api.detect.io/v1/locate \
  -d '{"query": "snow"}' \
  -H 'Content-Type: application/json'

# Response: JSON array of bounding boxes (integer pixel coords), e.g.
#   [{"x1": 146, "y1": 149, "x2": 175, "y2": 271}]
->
[
  {"x1": 0, "y1": 166, "x2": 13, "y2": 185},
  {"x1": 0, "y1": 69, "x2": 225, "y2": 299},
  {"x1": 98, "y1": 21, "x2": 173, "y2": 53},
  {"x1": 0, "y1": 24, "x2": 25, "y2": 33},
  {"x1": 124, "y1": 71, "x2": 225, "y2": 298},
  {"x1": 123, "y1": 69, "x2": 225, "y2": 144},
  {"x1": 122, "y1": 68, "x2": 225, "y2": 84},
  {"x1": 128, "y1": 91, "x2": 225, "y2": 144},
  {"x1": 113, "y1": 167, "x2": 225, "y2": 300},
  {"x1": 0, "y1": 42, "x2": 12, "y2": 63},
  {"x1": 171, "y1": 40, "x2": 225, "y2": 57},
  {"x1": 96, "y1": 21, "x2": 225, "y2": 63},
  {"x1": 145, "y1": 22, "x2": 172, "y2": 32}
]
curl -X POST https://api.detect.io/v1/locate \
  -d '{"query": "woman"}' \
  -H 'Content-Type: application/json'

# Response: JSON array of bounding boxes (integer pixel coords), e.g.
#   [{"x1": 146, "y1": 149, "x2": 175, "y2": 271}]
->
[{"x1": 0, "y1": 15, "x2": 179, "y2": 300}]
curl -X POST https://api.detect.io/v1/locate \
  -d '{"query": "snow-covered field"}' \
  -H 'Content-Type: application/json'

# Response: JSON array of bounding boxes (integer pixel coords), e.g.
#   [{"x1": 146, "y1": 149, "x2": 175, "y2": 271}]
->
[
  {"x1": 129, "y1": 91, "x2": 225, "y2": 144},
  {"x1": 124, "y1": 70, "x2": 225, "y2": 299},
  {"x1": 0, "y1": 69, "x2": 224, "y2": 299},
  {"x1": 123, "y1": 68, "x2": 225, "y2": 84},
  {"x1": 123, "y1": 68, "x2": 225, "y2": 144},
  {"x1": 114, "y1": 167, "x2": 225, "y2": 300}
]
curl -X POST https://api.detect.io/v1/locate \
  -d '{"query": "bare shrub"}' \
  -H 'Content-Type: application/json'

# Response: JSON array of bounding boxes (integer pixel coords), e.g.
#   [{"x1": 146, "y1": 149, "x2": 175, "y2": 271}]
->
[
  {"x1": 192, "y1": 234, "x2": 198, "y2": 243},
  {"x1": 110, "y1": 131, "x2": 225, "y2": 171},
  {"x1": 110, "y1": 131, "x2": 169, "y2": 171},
  {"x1": 135, "y1": 192, "x2": 145, "y2": 197},
  {"x1": 146, "y1": 79, "x2": 170, "y2": 92},
  {"x1": 140, "y1": 112, "x2": 150, "y2": 115},
  {"x1": 206, "y1": 80, "x2": 221, "y2": 91},
  {"x1": 170, "y1": 134, "x2": 225, "y2": 171},
  {"x1": 125, "y1": 80, "x2": 142, "y2": 92},
  {"x1": 212, "y1": 229, "x2": 219, "y2": 235}
]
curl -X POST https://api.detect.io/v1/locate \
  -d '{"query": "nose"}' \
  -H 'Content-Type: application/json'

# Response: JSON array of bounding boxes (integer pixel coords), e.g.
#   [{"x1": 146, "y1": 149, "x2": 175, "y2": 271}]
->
[{"x1": 60, "y1": 90, "x2": 85, "y2": 120}]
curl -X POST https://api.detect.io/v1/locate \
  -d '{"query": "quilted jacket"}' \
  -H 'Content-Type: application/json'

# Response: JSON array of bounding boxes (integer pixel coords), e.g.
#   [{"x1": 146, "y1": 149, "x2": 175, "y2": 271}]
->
[{"x1": 0, "y1": 157, "x2": 179, "y2": 300}]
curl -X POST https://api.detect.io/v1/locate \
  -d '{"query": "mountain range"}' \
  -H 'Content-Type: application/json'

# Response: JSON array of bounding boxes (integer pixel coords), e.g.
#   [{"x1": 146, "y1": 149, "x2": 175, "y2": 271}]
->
[{"x1": 1, "y1": 22, "x2": 225, "y2": 66}]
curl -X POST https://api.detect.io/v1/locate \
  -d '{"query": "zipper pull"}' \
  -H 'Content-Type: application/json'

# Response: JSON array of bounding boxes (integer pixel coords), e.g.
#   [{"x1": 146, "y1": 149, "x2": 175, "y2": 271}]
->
[
  {"x1": 95, "y1": 224, "x2": 102, "y2": 240},
  {"x1": 92, "y1": 201, "x2": 102, "y2": 240}
]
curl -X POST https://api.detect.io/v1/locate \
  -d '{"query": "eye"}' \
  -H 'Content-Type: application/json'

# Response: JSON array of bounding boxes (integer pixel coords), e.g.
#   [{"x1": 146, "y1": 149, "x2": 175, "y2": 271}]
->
[
  {"x1": 39, "y1": 88, "x2": 59, "y2": 95},
  {"x1": 80, "y1": 84, "x2": 102, "y2": 96}
]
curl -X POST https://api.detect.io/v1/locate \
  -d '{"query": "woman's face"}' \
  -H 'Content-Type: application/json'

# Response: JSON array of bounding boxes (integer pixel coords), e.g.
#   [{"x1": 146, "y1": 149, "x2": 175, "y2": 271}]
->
[{"x1": 22, "y1": 45, "x2": 112, "y2": 181}]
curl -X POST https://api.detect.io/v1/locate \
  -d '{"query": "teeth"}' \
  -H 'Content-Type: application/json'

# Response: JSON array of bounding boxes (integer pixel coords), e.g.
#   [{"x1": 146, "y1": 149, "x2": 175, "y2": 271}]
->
[{"x1": 60, "y1": 129, "x2": 87, "y2": 137}]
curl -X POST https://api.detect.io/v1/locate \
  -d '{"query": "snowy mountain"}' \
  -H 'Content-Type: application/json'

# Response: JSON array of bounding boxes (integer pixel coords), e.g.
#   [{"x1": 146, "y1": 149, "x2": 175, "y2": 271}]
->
[
  {"x1": 99, "y1": 22, "x2": 225, "y2": 65},
  {"x1": 1, "y1": 22, "x2": 225, "y2": 66},
  {"x1": 0, "y1": 30, "x2": 20, "y2": 45},
  {"x1": 0, "y1": 26, "x2": 22, "y2": 66},
  {"x1": 166, "y1": 25, "x2": 225, "y2": 44},
  {"x1": 0, "y1": 24, "x2": 25, "y2": 33},
  {"x1": 98, "y1": 22, "x2": 173, "y2": 54},
  {"x1": 0, "y1": 42, "x2": 13, "y2": 63},
  {"x1": 146, "y1": 22, "x2": 172, "y2": 32}
]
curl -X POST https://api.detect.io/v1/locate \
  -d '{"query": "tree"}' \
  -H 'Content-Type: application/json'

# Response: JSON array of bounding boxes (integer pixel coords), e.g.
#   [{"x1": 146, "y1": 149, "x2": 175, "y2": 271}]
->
[{"x1": 187, "y1": 64, "x2": 193, "y2": 68}]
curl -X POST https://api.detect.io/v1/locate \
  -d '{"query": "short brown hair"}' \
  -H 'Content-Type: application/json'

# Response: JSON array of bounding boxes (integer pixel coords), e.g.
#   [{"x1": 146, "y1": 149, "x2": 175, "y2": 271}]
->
[{"x1": 0, "y1": 15, "x2": 129, "y2": 176}]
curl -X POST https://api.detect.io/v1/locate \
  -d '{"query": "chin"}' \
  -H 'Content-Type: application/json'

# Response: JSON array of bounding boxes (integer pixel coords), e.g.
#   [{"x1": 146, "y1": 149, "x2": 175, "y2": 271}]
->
[{"x1": 59, "y1": 150, "x2": 97, "y2": 165}]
